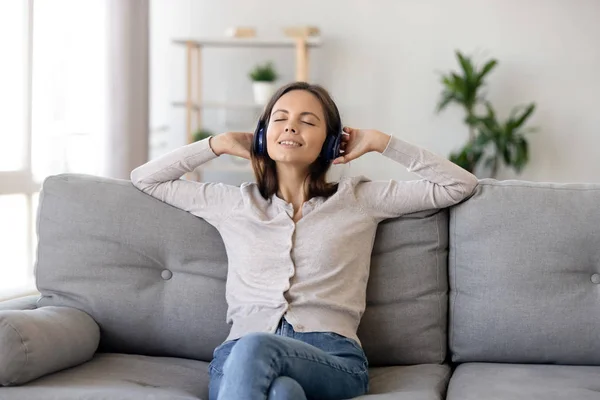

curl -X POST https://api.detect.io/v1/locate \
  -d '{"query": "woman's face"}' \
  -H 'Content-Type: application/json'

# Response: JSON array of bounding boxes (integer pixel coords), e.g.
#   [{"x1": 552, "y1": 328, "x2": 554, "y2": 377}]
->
[{"x1": 266, "y1": 89, "x2": 327, "y2": 167}]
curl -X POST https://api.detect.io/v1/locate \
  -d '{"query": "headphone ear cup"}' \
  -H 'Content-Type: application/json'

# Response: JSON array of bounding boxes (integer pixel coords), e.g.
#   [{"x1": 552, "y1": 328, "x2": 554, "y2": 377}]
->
[
  {"x1": 321, "y1": 132, "x2": 342, "y2": 162},
  {"x1": 332, "y1": 132, "x2": 342, "y2": 160},
  {"x1": 253, "y1": 122, "x2": 267, "y2": 155},
  {"x1": 320, "y1": 135, "x2": 332, "y2": 161}
]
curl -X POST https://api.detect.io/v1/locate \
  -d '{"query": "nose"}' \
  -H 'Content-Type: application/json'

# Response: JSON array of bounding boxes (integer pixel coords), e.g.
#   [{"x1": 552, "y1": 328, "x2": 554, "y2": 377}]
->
[{"x1": 284, "y1": 124, "x2": 297, "y2": 134}]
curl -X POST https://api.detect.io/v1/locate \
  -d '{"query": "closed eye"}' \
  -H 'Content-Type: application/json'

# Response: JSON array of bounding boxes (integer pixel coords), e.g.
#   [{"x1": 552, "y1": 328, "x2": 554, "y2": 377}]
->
[{"x1": 302, "y1": 121, "x2": 315, "y2": 126}]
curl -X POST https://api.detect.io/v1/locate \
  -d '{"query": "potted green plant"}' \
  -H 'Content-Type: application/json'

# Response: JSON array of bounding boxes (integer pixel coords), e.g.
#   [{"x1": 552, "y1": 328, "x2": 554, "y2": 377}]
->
[
  {"x1": 192, "y1": 128, "x2": 213, "y2": 143},
  {"x1": 465, "y1": 102, "x2": 536, "y2": 178},
  {"x1": 249, "y1": 61, "x2": 279, "y2": 105},
  {"x1": 437, "y1": 50, "x2": 537, "y2": 178}
]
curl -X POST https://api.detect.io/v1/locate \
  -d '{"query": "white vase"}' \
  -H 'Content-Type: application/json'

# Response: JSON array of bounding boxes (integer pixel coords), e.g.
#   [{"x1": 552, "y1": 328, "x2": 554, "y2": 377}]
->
[{"x1": 252, "y1": 81, "x2": 275, "y2": 105}]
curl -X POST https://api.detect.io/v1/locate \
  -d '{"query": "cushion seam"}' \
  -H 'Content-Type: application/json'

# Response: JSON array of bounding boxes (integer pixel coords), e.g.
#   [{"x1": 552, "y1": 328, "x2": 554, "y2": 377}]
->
[
  {"x1": 2, "y1": 319, "x2": 29, "y2": 385},
  {"x1": 450, "y1": 208, "x2": 458, "y2": 361},
  {"x1": 34, "y1": 184, "x2": 49, "y2": 288},
  {"x1": 435, "y1": 212, "x2": 445, "y2": 364}
]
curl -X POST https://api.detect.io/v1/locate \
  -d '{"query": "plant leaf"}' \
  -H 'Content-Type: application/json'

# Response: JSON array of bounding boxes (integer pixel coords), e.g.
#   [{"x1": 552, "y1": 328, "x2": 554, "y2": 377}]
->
[
  {"x1": 437, "y1": 92, "x2": 455, "y2": 112},
  {"x1": 484, "y1": 101, "x2": 496, "y2": 119},
  {"x1": 474, "y1": 130, "x2": 490, "y2": 147},
  {"x1": 502, "y1": 146, "x2": 511, "y2": 164},
  {"x1": 512, "y1": 103, "x2": 536, "y2": 128},
  {"x1": 441, "y1": 75, "x2": 454, "y2": 89},
  {"x1": 456, "y1": 51, "x2": 478, "y2": 107},
  {"x1": 476, "y1": 59, "x2": 498, "y2": 86},
  {"x1": 449, "y1": 150, "x2": 471, "y2": 171},
  {"x1": 514, "y1": 137, "x2": 529, "y2": 172},
  {"x1": 456, "y1": 51, "x2": 474, "y2": 83}
]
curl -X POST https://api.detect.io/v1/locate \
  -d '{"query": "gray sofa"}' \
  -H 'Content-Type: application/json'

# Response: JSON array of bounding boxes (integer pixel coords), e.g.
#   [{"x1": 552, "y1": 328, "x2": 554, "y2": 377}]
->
[{"x1": 0, "y1": 173, "x2": 599, "y2": 399}]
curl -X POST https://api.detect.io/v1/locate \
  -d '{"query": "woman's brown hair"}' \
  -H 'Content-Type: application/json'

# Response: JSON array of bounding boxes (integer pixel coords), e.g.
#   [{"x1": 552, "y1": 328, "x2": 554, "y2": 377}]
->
[{"x1": 250, "y1": 82, "x2": 341, "y2": 200}]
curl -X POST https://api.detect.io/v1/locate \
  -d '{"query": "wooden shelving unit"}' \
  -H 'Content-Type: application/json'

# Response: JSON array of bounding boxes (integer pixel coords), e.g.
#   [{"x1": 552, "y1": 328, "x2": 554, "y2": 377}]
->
[{"x1": 172, "y1": 36, "x2": 322, "y2": 146}]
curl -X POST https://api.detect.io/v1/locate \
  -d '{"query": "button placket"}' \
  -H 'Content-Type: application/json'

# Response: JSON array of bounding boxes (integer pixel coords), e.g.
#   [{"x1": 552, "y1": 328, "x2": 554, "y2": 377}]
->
[{"x1": 288, "y1": 221, "x2": 296, "y2": 276}]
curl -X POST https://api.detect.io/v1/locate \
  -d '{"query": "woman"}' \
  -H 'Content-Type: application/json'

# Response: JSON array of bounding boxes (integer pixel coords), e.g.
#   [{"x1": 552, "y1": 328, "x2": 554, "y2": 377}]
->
[{"x1": 131, "y1": 81, "x2": 478, "y2": 400}]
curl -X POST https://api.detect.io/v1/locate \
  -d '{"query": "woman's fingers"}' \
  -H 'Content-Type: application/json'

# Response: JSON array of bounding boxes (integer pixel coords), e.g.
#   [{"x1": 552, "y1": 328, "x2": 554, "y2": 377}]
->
[
  {"x1": 332, "y1": 156, "x2": 345, "y2": 165},
  {"x1": 333, "y1": 151, "x2": 358, "y2": 165},
  {"x1": 334, "y1": 127, "x2": 356, "y2": 164}
]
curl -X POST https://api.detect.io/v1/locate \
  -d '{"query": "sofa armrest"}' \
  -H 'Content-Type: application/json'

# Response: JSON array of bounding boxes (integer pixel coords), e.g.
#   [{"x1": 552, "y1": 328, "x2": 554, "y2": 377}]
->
[
  {"x1": 0, "y1": 295, "x2": 40, "y2": 311},
  {"x1": 0, "y1": 306, "x2": 100, "y2": 386}
]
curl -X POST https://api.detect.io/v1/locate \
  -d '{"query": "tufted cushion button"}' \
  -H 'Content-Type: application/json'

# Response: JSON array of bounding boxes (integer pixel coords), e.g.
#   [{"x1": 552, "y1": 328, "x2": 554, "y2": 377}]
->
[
  {"x1": 161, "y1": 270, "x2": 173, "y2": 280},
  {"x1": 591, "y1": 274, "x2": 600, "y2": 284}
]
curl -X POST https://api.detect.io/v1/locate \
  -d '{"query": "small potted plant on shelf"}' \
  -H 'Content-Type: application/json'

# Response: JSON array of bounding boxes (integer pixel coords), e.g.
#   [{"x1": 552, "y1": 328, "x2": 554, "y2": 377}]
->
[
  {"x1": 249, "y1": 61, "x2": 279, "y2": 105},
  {"x1": 192, "y1": 128, "x2": 213, "y2": 143}
]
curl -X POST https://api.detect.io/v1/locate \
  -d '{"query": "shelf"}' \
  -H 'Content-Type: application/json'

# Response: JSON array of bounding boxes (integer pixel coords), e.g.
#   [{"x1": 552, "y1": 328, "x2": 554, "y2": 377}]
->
[
  {"x1": 174, "y1": 30, "x2": 319, "y2": 182},
  {"x1": 172, "y1": 101, "x2": 264, "y2": 111},
  {"x1": 172, "y1": 37, "x2": 321, "y2": 49}
]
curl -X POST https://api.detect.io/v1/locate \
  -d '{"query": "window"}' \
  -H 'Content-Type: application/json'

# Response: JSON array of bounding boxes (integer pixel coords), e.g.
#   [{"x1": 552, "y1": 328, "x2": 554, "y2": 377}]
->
[
  {"x1": 0, "y1": 0, "x2": 106, "y2": 299},
  {"x1": 0, "y1": 1, "x2": 35, "y2": 298},
  {"x1": 31, "y1": 0, "x2": 106, "y2": 181}
]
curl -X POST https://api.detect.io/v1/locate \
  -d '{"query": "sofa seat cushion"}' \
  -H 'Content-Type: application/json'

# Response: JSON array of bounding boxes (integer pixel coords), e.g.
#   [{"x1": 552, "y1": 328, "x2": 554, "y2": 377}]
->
[
  {"x1": 447, "y1": 363, "x2": 600, "y2": 400},
  {"x1": 357, "y1": 364, "x2": 451, "y2": 400},
  {"x1": 0, "y1": 354, "x2": 450, "y2": 400},
  {"x1": 0, "y1": 353, "x2": 209, "y2": 400}
]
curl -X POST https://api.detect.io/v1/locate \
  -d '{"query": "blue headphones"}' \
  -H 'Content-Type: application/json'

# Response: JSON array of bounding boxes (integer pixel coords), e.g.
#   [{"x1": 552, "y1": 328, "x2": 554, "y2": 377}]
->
[{"x1": 253, "y1": 119, "x2": 342, "y2": 162}]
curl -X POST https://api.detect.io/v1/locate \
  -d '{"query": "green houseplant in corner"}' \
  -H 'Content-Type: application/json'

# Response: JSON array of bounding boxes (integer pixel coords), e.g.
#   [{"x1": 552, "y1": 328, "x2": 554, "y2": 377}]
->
[
  {"x1": 437, "y1": 50, "x2": 537, "y2": 178},
  {"x1": 249, "y1": 61, "x2": 279, "y2": 105}
]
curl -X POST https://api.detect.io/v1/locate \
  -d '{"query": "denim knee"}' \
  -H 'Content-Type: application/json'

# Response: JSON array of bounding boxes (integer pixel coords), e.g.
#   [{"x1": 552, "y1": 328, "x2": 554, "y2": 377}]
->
[
  {"x1": 268, "y1": 376, "x2": 306, "y2": 400},
  {"x1": 223, "y1": 333, "x2": 274, "y2": 374}
]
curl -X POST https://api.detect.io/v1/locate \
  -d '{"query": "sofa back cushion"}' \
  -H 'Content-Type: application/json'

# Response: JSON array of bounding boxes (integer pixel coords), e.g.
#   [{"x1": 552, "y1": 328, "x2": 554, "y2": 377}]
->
[
  {"x1": 449, "y1": 179, "x2": 600, "y2": 365},
  {"x1": 359, "y1": 209, "x2": 449, "y2": 365},
  {"x1": 36, "y1": 174, "x2": 449, "y2": 365},
  {"x1": 36, "y1": 174, "x2": 230, "y2": 362}
]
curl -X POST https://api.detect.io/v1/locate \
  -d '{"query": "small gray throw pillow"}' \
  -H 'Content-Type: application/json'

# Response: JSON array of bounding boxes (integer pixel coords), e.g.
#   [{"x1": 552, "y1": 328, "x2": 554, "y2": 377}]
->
[{"x1": 0, "y1": 306, "x2": 100, "y2": 386}]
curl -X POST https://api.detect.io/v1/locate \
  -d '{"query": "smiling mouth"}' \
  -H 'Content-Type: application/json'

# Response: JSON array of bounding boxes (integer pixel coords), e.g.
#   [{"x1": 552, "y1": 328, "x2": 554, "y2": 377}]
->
[{"x1": 278, "y1": 140, "x2": 302, "y2": 147}]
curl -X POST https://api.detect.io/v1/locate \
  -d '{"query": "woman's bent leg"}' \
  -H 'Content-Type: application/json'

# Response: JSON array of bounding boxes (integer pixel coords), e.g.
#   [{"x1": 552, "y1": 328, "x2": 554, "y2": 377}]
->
[
  {"x1": 217, "y1": 332, "x2": 368, "y2": 400},
  {"x1": 268, "y1": 376, "x2": 306, "y2": 400}
]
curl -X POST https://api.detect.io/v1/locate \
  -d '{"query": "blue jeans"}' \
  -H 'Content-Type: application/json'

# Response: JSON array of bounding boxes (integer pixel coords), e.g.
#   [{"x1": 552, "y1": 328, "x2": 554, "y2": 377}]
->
[{"x1": 208, "y1": 318, "x2": 369, "y2": 400}]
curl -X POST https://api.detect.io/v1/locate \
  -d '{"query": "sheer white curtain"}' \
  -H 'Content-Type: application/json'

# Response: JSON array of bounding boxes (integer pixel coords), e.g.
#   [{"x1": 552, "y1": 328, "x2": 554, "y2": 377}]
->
[
  {"x1": 32, "y1": 0, "x2": 149, "y2": 180},
  {"x1": 104, "y1": 0, "x2": 149, "y2": 179},
  {"x1": 0, "y1": 1, "x2": 33, "y2": 299},
  {"x1": 31, "y1": 0, "x2": 107, "y2": 180},
  {"x1": 0, "y1": 0, "x2": 149, "y2": 300}
]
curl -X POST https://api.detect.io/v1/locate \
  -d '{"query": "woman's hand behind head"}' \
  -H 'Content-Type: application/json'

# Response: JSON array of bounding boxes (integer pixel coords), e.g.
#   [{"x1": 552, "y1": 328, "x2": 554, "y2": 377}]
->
[
  {"x1": 332, "y1": 127, "x2": 391, "y2": 165},
  {"x1": 211, "y1": 132, "x2": 253, "y2": 160}
]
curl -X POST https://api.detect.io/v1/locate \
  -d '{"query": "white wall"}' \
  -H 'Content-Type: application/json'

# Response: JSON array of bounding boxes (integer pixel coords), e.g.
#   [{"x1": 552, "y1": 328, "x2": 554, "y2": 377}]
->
[{"x1": 150, "y1": 0, "x2": 600, "y2": 183}]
